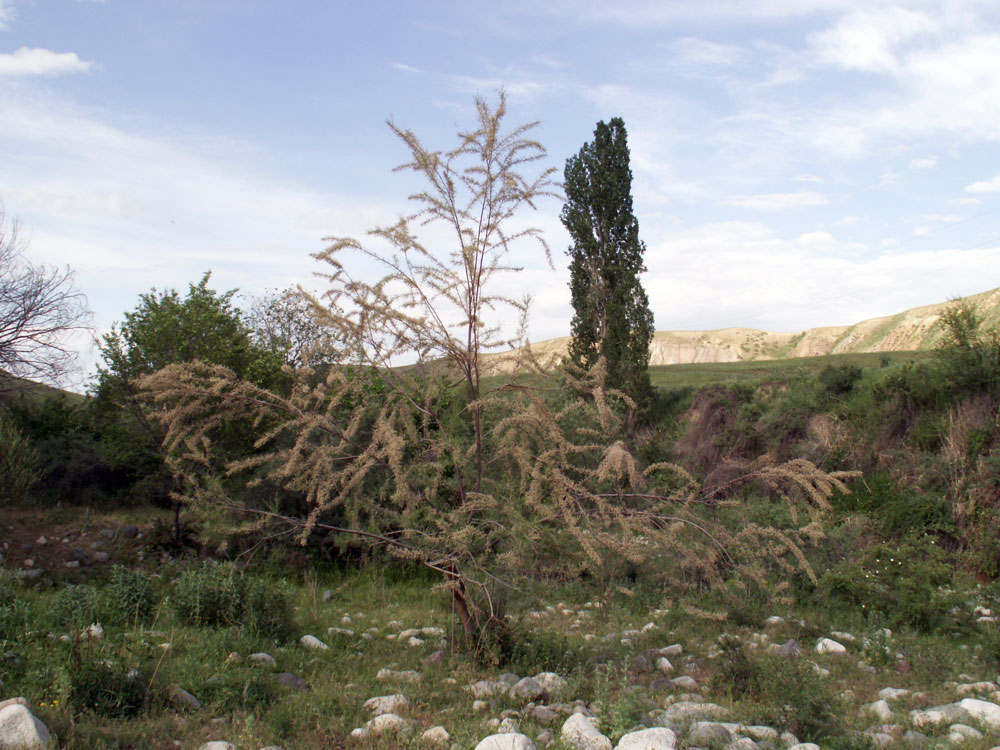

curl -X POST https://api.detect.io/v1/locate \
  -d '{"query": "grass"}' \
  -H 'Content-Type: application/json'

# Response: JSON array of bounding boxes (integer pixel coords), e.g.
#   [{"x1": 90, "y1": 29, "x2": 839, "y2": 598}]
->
[
  {"x1": 648, "y1": 350, "x2": 933, "y2": 390},
  {"x1": 2, "y1": 552, "x2": 999, "y2": 750}
]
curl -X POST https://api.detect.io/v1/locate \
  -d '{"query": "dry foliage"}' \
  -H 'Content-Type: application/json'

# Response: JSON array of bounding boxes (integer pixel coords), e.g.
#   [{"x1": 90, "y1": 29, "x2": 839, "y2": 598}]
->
[{"x1": 141, "y1": 96, "x2": 855, "y2": 641}]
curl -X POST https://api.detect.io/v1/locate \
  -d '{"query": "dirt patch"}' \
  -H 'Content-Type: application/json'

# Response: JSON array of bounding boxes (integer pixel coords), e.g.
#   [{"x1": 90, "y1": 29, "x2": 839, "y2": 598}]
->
[{"x1": 0, "y1": 507, "x2": 156, "y2": 576}]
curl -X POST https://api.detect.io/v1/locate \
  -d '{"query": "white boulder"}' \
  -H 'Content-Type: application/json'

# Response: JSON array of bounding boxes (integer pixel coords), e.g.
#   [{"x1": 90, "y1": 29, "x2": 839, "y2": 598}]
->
[{"x1": 0, "y1": 704, "x2": 52, "y2": 749}]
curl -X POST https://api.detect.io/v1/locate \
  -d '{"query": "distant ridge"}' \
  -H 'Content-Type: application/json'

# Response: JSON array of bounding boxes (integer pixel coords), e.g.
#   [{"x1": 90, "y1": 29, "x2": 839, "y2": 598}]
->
[{"x1": 484, "y1": 287, "x2": 1000, "y2": 373}]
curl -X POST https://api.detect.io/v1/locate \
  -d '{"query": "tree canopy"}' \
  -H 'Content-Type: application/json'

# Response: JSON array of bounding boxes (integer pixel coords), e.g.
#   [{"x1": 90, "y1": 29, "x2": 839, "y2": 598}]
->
[{"x1": 562, "y1": 117, "x2": 654, "y2": 406}]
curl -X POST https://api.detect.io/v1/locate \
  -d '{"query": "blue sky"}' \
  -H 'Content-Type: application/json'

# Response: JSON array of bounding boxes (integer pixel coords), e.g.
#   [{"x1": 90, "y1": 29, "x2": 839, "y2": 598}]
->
[{"x1": 2, "y1": 0, "x2": 1000, "y2": 383}]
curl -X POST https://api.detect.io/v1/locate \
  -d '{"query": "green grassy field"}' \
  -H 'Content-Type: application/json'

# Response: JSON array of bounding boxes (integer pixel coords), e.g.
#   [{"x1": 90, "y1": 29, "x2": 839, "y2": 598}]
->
[{"x1": 648, "y1": 350, "x2": 933, "y2": 390}]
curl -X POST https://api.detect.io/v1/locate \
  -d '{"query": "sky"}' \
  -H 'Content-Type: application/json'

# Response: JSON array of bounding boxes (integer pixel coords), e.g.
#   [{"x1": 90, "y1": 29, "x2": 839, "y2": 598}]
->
[{"x1": 2, "y1": 0, "x2": 1000, "y2": 386}]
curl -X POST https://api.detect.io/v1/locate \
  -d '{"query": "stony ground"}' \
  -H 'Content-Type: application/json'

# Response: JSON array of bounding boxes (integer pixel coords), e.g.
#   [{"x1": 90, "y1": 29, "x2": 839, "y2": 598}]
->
[{"x1": 3, "y1": 509, "x2": 1000, "y2": 750}]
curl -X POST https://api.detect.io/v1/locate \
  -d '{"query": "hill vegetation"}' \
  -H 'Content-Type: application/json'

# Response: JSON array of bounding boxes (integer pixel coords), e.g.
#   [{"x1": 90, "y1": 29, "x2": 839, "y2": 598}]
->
[{"x1": 484, "y1": 286, "x2": 1000, "y2": 373}]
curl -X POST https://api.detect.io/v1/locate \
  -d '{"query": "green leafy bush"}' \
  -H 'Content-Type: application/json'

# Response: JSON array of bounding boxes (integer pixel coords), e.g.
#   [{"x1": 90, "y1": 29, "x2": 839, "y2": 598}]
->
[
  {"x1": 819, "y1": 364, "x2": 863, "y2": 398},
  {"x1": 105, "y1": 566, "x2": 159, "y2": 626},
  {"x1": 816, "y1": 535, "x2": 958, "y2": 632},
  {"x1": 713, "y1": 636, "x2": 844, "y2": 741},
  {"x1": 171, "y1": 562, "x2": 293, "y2": 641},
  {"x1": 836, "y1": 473, "x2": 954, "y2": 536}
]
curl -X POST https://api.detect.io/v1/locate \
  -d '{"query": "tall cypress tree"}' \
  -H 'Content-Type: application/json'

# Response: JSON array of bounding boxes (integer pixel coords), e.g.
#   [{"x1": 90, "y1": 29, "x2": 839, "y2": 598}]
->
[{"x1": 562, "y1": 117, "x2": 654, "y2": 404}]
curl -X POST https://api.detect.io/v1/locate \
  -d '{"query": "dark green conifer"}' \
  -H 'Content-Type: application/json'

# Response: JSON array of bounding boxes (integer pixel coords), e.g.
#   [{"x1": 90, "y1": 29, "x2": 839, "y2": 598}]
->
[{"x1": 561, "y1": 117, "x2": 654, "y2": 404}]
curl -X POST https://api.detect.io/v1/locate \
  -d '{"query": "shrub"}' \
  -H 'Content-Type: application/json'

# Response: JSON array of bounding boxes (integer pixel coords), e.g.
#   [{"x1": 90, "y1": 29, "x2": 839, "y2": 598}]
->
[
  {"x1": 171, "y1": 562, "x2": 293, "y2": 641},
  {"x1": 105, "y1": 566, "x2": 159, "y2": 626},
  {"x1": 50, "y1": 584, "x2": 102, "y2": 629},
  {"x1": 0, "y1": 409, "x2": 39, "y2": 504},
  {"x1": 504, "y1": 629, "x2": 582, "y2": 675},
  {"x1": 837, "y1": 473, "x2": 954, "y2": 537},
  {"x1": 70, "y1": 658, "x2": 147, "y2": 718},
  {"x1": 816, "y1": 535, "x2": 958, "y2": 632},
  {"x1": 713, "y1": 637, "x2": 844, "y2": 741},
  {"x1": 0, "y1": 598, "x2": 31, "y2": 644},
  {"x1": 819, "y1": 364, "x2": 863, "y2": 398}
]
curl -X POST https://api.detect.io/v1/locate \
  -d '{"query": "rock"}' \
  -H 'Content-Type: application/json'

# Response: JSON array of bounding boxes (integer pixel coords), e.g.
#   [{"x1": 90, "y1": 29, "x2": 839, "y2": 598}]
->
[
  {"x1": 474, "y1": 734, "x2": 537, "y2": 750},
  {"x1": 948, "y1": 724, "x2": 983, "y2": 743},
  {"x1": 511, "y1": 677, "x2": 546, "y2": 701},
  {"x1": 659, "y1": 701, "x2": 729, "y2": 723},
  {"x1": 199, "y1": 743, "x2": 235, "y2": 750},
  {"x1": 248, "y1": 652, "x2": 277, "y2": 669},
  {"x1": 814, "y1": 638, "x2": 846, "y2": 654},
  {"x1": 902, "y1": 730, "x2": 929, "y2": 749},
  {"x1": 0, "y1": 703, "x2": 51, "y2": 749},
  {"x1": 84, "y1": 623, "x2": 104, "y2": 640},
  {"x1": 866, "y1": 700, "x2": 893, "y2": 722},
  {"x1": 275, "y1": 672, "x2": 310, "y2": 691},
  {"x1": 776, "y1": 640, "x2": 800, "y2": 658},
  {"x1": 534, "y1": 672, "x2": 567, "y2": 695},
  {"x1": 765, "y1": 616, "x2": 785, "y2": 627},
  {"x1": 909, "y1": 704, "x2": 971, "y2": 728},
  {"x1": 632, "y1": 655, "x2": 651, "y2": 673},
  {"x1": 35, "y1": 536, "x2": 46, "y2": 546},
  {"x1": 169, "y1": 685, "x2": 201, "y2": 710},
  {"x1": 119, "y1": 524, "x2": 139, "y2": 538},
  {"x1": 500, "y1": 718, "x2": 521, "y2": 733},
  {"x1": 327, "y1": 627, "x2": 353, "y2": 637},
  {"x1": 363, "y1": 694, "x2": 411, "y2": 716},
  {"x1": 70, "y1": 547, "x2": 90, "y2": 566},
  {"x1": 299, "y1": 634, "x2": 328, "y2": 650},
  {"x1": 530, "y1": 706, "x2": 559, "y2": 724},
  {"x1": 740, "y1": 727, "x2": 779, "y2": 743},
  {"x1": 537, "y1": 730, "x2": 554, "y2": 747},
  {"x1": 377, "y1": 668, "x2": 422, "y2": 683},
  {"x1": 779, "y1": 732, "x2": 799, "y2": 747},
  {"x1": 562, "y1": 714, "x2": 612, "y2": 750},
  {"x1": 957, "y1": 698, "x2": 1000, "y2": 729},
  {"x1": 93, "y1": 551, "x2": 110, "y2": 564},
  {"x1": 422, "y1": 725, "x2": 450, "y2": 744},
  {"x1": 471, "y1": 680, "x2": 507, "y2": 698},
  {"x1": 616, "y1": 727, "x2": 678, "y2": 750},
  {"x1": 671, "y1": 675, "x2": 698, "y2": 690},
  {"x1": 878, "y1": 687, "x2": 910, "y2": 702},
  {"x1": 366, "y1": 712, "x2": 413, "y2": 736},
  {"x1": 321, "y1": 589, "x2": 334, "y2": 603},
  {"x1": 473, "y1": 700, "x2": 488, "y2": 712},
  {"x1": 830, "y1": 630, "x2": 856, "y2": 643},
  {"x1": 657, "y1": 657, "x2": 674, "y2": 674},
  {"x1": 863, "y1": 734, "x2": 892, "y2": 749},
  {"x1": 423, "y1": 649, "x2": 446, "y2": 667},
  {"x1": 662, "y1": 644, "x2": 684, "y2": 657},
  {"x1": 688, "y1": 721, "x2": 733, "y2": 746},
  {"x1": 650, "y1": 678, "x2": 674, "y2": 692},
  {"x1": 787, "y1": 745, "x2": 820, "y2": 750},
  {"x1": 956, "y1": 682, "x2": 997, "y2": 697}
]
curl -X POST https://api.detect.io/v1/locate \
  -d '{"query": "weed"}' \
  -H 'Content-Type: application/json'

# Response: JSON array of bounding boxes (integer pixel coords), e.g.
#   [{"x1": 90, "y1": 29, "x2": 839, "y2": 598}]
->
[
  {"x1": 70, "y1": 657, "x2": 148, "y2": 718},
  {"x1": 105, "y1": 566, "x2": 159, "y2": 626}
]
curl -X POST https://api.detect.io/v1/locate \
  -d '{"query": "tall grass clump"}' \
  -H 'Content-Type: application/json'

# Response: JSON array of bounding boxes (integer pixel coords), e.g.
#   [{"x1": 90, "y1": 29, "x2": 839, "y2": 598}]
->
[
  {"x1": 105, "y1": 565, "x2": 160, "y2": 626},
  {"x1": 0, "y1": 409, "x2": 40, "y2": 503},
  {"x1": 171, "y1": 561, "x2": 294, "y2": 641}
]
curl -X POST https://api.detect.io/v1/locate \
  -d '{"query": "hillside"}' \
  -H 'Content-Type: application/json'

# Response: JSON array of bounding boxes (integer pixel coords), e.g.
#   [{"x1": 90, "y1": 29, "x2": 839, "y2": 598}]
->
[{"x1": 484, "y1": 286, "x2": 1000, "y2": 373}]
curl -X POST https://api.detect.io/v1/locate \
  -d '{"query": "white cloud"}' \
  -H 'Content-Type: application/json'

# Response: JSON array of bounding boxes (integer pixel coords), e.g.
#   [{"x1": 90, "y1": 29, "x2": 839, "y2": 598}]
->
[
  {"x1": 0, "y1": 47, "x2": 92, "y2": 76},
  {"x1": 392, "y1": 62, "x2": 422, "y2": 74},
  {"x1": 809, "y1": 7, "x2": 935, "y2": 73},
  {"x1": 670, "y1": 37, "x2": 744, "y2": 67},
  {"x1": 642, "y1": 219, "x2": 1000, "y2": 333},
  {"x1": 722, "y1": 191, "x2": 828, "y2": 211},
  {"x1": 0, "y1": 0, "x2": 14, "y2": 30},
  {"x1": 965, "y1": 175, "x2": 1000, "y2": 193},
  {"x1": 909, "y1": 156, "x2": 938, "y2": 169}
]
